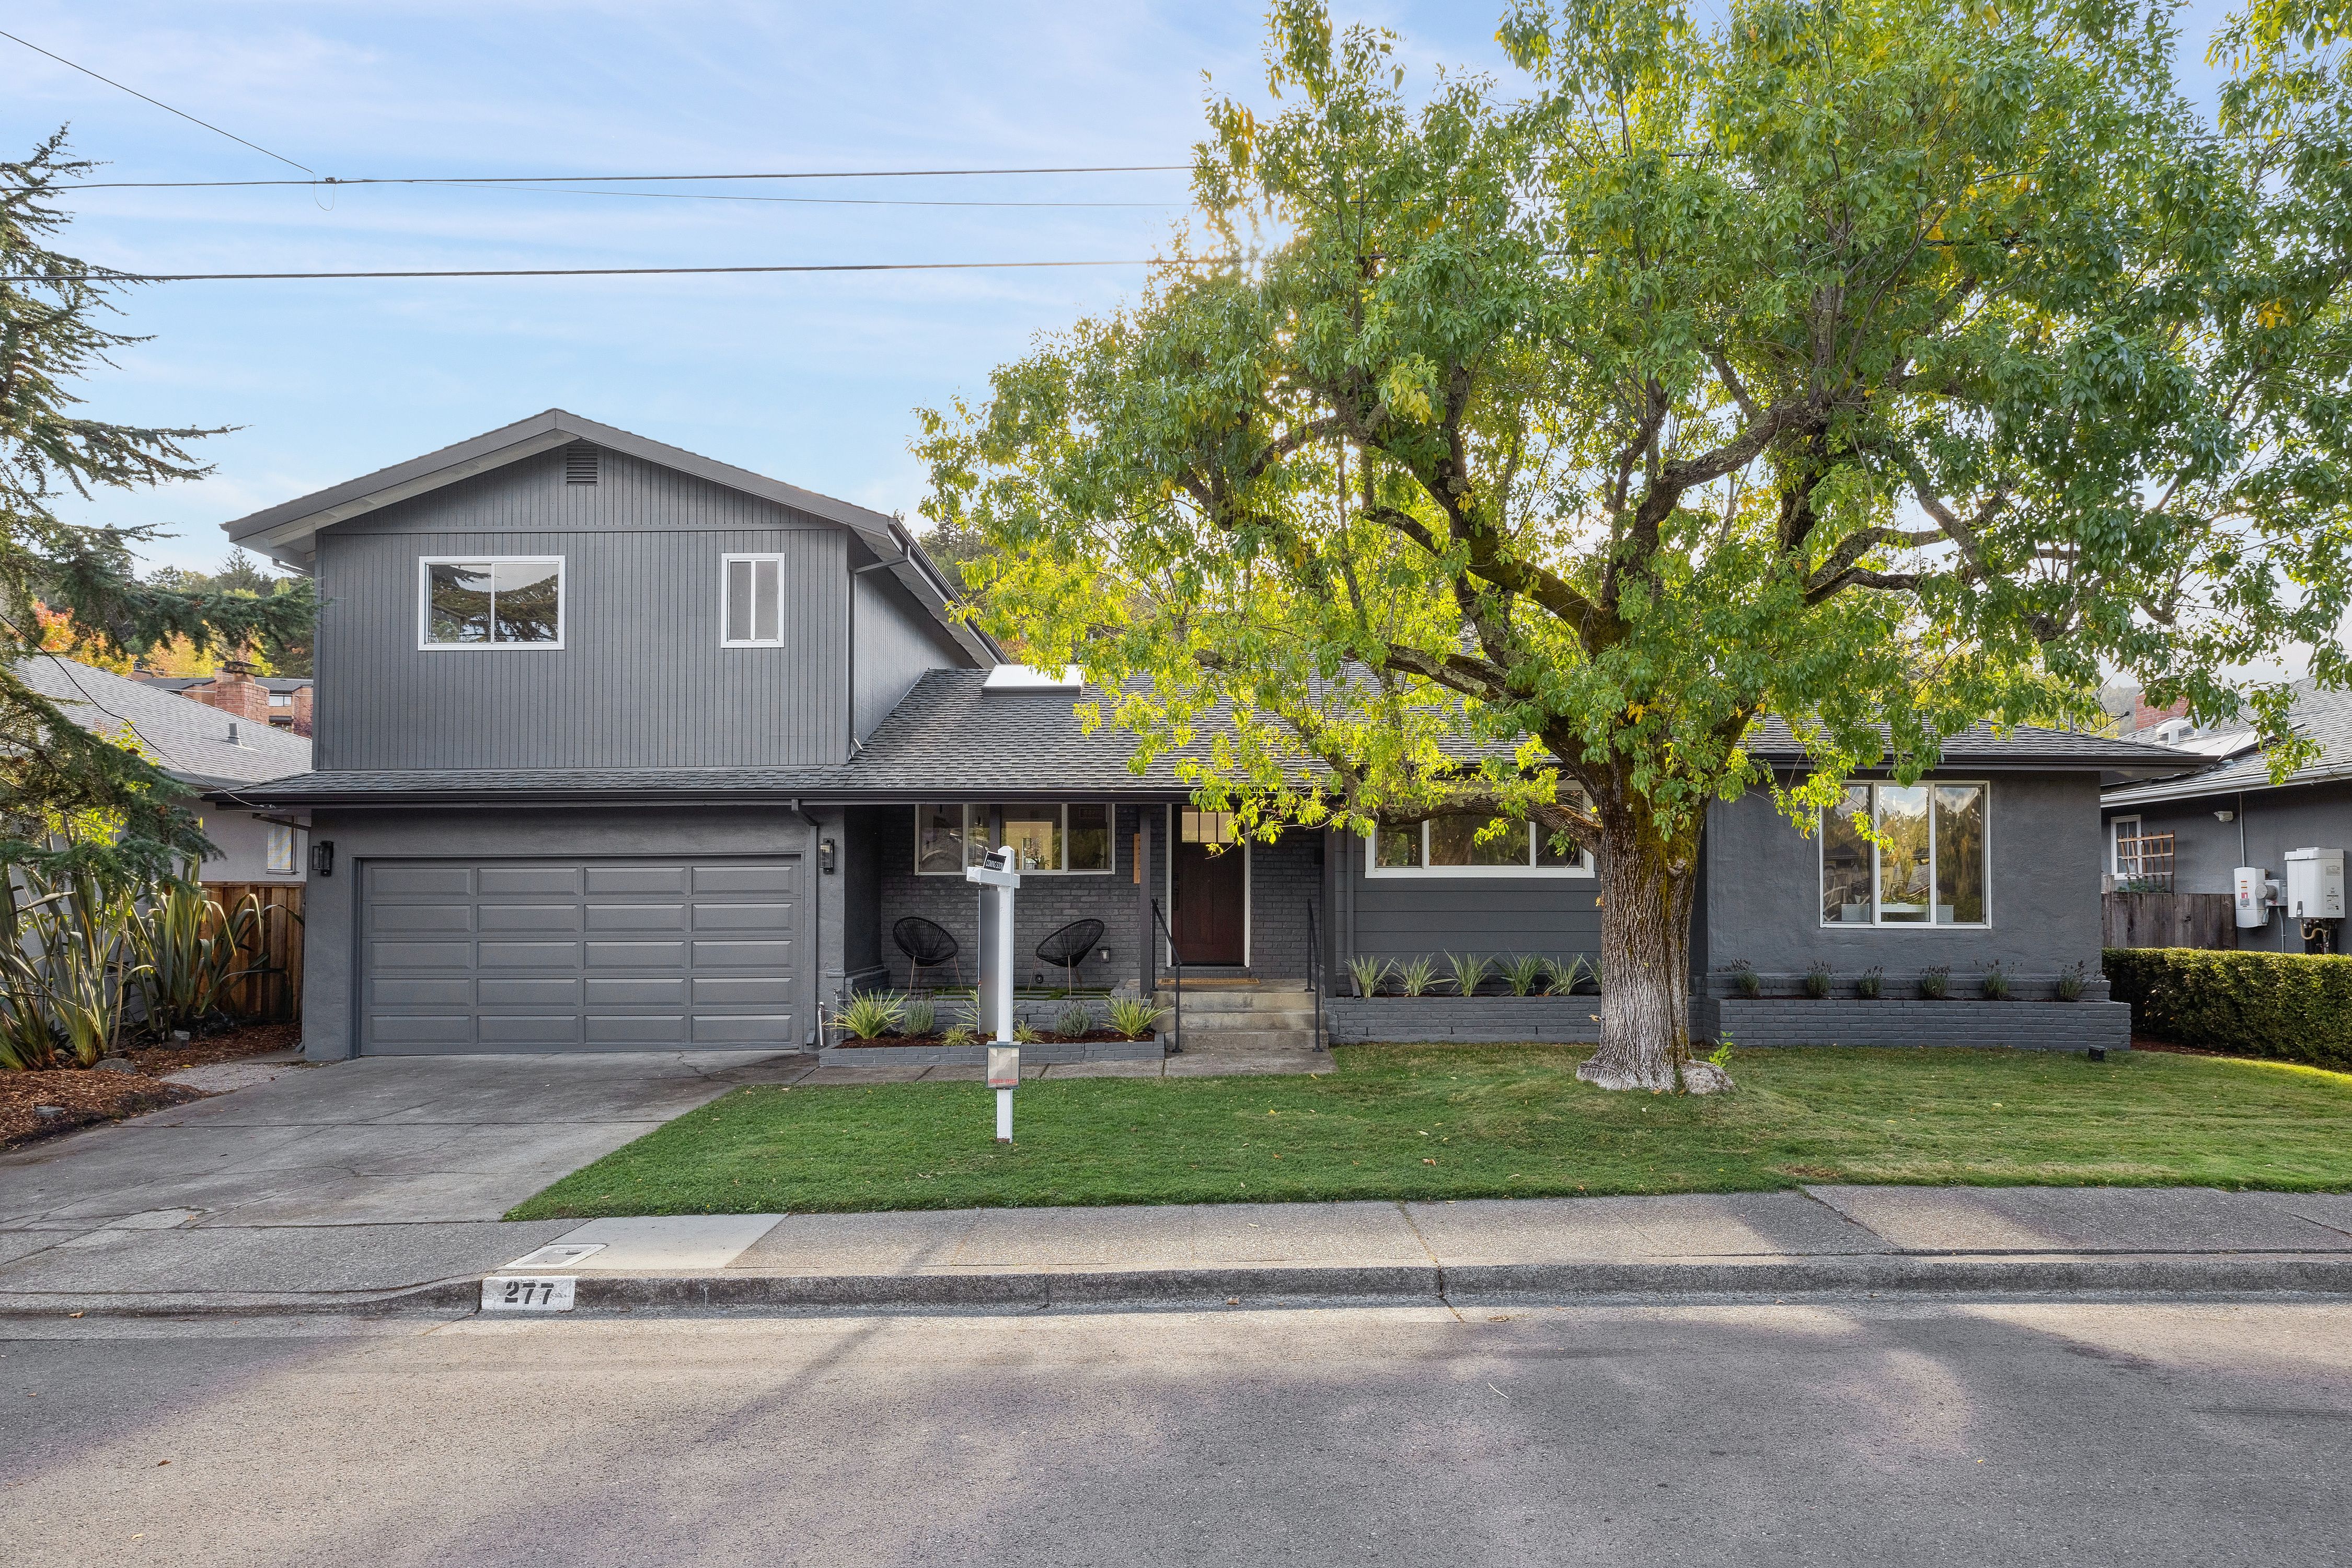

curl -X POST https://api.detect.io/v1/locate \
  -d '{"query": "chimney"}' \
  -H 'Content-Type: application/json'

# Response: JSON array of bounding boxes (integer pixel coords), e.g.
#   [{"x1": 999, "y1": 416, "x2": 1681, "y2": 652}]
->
[
  {"x1": 185, "y1": 668, "x2": 272, "y2": 724},
  {"x1": 290, "y1": 684, "x2": 314, "y2": 737},
  {"x1": 2131, "y1": 691, "x2": 2189, "y2": 734}
]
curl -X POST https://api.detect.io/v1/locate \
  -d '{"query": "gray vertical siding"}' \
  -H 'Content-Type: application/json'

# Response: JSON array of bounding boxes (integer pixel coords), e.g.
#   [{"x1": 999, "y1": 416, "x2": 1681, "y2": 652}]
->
[
  {"x1": 852, "y1": 571, "x2": 962, "y2": 745},
  {"x1": 315, "y1": 447, "x2": 850, "y2": 769}
]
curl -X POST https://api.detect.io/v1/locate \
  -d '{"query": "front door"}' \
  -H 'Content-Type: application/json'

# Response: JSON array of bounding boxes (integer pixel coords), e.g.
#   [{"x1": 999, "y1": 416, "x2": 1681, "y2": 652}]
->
[{"x1": 1172, "y1": 810, "x2": 1247, "y2": 965}]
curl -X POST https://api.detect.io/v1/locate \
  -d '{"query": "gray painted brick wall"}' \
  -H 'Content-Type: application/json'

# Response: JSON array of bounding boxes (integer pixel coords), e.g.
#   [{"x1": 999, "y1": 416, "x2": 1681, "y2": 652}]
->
[
  {"x1": 1716, "y1": 998, "x2": 2132, "y2": 1051},
  {"x1": 874, "y1": 803, "x2": 1160, "y2": 994}
]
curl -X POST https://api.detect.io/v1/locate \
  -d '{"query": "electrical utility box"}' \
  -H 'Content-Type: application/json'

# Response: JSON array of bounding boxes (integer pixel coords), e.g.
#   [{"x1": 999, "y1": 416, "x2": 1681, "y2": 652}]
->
[
  {"x1": 2285, "y1": 848, "x2": 2346, "y2": 920},
  {"x1": 2234, "y1": 866, "x2": 2272, "y2": 928}
]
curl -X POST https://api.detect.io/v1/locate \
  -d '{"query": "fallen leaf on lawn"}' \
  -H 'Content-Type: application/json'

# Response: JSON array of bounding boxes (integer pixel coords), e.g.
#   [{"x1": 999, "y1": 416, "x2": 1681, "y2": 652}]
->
[{"x1": 1423, "y1": 1158, "x2": 1437, "y2": 1165}]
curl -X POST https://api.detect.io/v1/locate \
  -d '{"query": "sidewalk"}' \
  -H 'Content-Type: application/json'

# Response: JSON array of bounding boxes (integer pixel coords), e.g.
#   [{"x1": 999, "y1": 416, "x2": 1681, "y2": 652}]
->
[{"x1": 6, "y1": 1184, "x2": 2350, "y2": 1316}]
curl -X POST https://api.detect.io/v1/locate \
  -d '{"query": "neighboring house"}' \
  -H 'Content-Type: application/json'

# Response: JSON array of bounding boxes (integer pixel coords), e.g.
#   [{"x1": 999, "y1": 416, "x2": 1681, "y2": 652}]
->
[
  {"x1": 2101, "y1": 684, "x2": 2352, "y2": 950},
  {"x1": 220, "y1": 409, "x2": 2185, "y2": 1060},
  {"x1": 140, "y1": 671, "x2": 313, "y2": 732},
  {"x1": 17, "y1": 655, "x2": 313, "y2": 883}
]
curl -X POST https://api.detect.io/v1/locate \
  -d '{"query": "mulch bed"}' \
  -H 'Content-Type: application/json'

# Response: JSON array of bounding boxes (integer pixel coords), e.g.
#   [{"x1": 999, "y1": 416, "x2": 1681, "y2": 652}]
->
[
  {"x1": 0, "y1": 1021, "x2": 301, "y2": 1150},
  {"x1": 835, "y1": 1029, "x2": 1155, "y2": 1048}
]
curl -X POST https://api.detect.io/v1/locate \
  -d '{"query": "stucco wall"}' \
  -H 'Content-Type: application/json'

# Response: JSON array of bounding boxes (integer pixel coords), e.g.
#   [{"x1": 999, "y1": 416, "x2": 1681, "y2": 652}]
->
[{"x1": 197, "y1": 808, "x2": 307, "y2": 885}]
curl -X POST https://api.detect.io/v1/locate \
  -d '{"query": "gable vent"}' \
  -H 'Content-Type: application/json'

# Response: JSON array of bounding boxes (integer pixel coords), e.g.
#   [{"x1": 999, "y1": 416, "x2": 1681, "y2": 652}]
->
[{"x1": 563, "y1": 442, "x2": 598, "y2": 485}]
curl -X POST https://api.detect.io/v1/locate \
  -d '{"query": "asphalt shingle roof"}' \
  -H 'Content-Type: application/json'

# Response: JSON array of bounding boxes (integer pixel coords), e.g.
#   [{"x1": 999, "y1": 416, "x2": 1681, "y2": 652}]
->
[
  {"x1": 17, "y1": 656, "x2": 313, "y2": 791},
  {"x1": 2104, "y1": 686, "x2": 2352, "y2": 806},
  {"x1": 232, "y1": 668, "x2": 2188, "y2": 805}
]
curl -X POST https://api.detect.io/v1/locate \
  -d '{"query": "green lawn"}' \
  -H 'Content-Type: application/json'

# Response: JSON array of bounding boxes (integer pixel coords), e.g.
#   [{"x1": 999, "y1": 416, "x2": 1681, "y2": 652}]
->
[{"x1": 506, "y1": 1044, "x2": 2352, "y2": 1219}]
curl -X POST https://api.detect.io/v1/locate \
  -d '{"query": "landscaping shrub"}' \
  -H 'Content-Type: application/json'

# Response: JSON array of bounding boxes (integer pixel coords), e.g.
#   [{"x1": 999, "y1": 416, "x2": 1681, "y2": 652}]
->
[
  {"x1": 2103, "y1": 948, "x2": 2352, "y2": 1071},
  {"x1": 1054, "y1": 1001, "x2": 1093, "y2": 1038},
  {"x1": 1106, "y1": 998, "x2": 1166, "y2": 1040}
]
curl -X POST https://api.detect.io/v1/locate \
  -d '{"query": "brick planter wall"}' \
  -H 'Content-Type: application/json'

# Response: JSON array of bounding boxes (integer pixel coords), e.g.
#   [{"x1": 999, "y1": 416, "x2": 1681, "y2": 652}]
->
[
  {"x1": 1327, "y1": 996, "x2": 1602, "y2": 1044},
  {"x1": 1327, "y1": 992, "x2": 2130, "y2": 1051},
  {"x1": 1714, "y1": 998, "x2": 2132, "y2": 1051}
]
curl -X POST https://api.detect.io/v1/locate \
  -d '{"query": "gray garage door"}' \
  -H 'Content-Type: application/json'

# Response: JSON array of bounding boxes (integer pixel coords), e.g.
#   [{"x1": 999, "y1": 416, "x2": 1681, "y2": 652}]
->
[{"x1": 360, "y1": 857, "x2": 801, "y2": 1054}]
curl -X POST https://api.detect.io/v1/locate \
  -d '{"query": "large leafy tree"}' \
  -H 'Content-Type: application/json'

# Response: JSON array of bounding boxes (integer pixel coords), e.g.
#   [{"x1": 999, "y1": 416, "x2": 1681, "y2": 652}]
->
[
  {"x1": 919, "y1": 0, "x2": 2352, "y2": 1090},
  {"x1": 2, "y1": 131, "x2": 316, "y2": 877}
]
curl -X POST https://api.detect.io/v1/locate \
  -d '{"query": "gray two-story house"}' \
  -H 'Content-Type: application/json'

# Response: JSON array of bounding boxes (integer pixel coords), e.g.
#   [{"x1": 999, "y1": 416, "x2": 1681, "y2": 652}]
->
[{"x1": 226, "y1": 411, "x2": 2183, "y2": 1062}]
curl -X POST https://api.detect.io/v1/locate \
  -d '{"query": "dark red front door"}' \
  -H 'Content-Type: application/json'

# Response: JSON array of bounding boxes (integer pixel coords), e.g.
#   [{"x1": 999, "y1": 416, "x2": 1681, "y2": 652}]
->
[{"x1": 1173, "y1": 838, "x2": 1246, "y2": 965}]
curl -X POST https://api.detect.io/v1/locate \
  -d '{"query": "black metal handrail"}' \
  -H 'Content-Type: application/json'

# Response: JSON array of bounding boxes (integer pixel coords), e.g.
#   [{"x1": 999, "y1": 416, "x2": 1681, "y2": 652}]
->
[
  {"x1": 1150, "y1": 898, "x2": 1182, "y2": 1055},
  {"x1": 1305, "y1": 894, "x2": 1326, "y2": 1052}
]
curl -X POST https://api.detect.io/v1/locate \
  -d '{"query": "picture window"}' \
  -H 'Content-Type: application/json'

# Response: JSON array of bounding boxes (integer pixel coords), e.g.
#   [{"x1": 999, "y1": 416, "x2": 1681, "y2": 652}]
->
[{"x1": 419, "y1": 557, "x2": 563, "y2": 649}]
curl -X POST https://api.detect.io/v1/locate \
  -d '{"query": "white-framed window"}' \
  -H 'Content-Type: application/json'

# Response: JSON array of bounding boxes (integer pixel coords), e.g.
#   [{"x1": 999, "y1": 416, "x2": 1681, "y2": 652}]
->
[
  {"x1": 1363, "y1": 813, "x2": 1593, "y2": 877},
  {"x1": 418, "y1": 557, "x2": 564, "y2": 649},
  {"x1": 2111, "y1": 815, "x2": 2144, "y2": 877},
  {"x1": 915, "y1": 803, "x2": 1114, "y2": 874},
  {"x1": 1820, "y1": 781, "x2": 1990, "y2": 926},
  {"x1": 264, "y1": 822, "x2": 296, "y2": 877},
  {"x1": 721, "y1": 554, "x2": 783, "y2": 646}
]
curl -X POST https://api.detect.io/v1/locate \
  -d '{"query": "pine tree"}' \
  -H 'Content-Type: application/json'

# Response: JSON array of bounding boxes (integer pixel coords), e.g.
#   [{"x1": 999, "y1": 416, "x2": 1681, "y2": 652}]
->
[{"x1": 1, "y1": 131, "x2": 316, "y2": 877}]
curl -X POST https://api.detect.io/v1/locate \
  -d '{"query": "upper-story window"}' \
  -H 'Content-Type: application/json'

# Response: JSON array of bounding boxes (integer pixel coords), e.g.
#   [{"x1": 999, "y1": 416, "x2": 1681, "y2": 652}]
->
[
  {"x1": 1364, "y1": 813, "x2": 1592, "y2": 877},
  {"x1": 1821, "y1": 781, "x2": 1989, "y2": 926},
  {"x1": 419, "y1": 557, "x2": 564, "y2": 649},
  {"x1": 722, "y1": 555, "x2": 783, "y2": 646}
]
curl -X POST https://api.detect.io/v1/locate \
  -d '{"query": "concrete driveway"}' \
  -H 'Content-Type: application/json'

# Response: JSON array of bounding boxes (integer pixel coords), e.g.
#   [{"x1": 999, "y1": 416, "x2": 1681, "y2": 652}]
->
[{"x1": 0, "y1": 1051, "x2": 809, "y2": 1231}]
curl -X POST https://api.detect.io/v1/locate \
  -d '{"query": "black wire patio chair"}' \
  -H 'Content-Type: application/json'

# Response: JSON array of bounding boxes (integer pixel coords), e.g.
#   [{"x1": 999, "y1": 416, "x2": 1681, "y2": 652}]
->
[
  {"x1": 892, "y1": 917, "x2": 962, "y2": 990},
  {"x1": 1035, "y1": 918, "x2": 1104, "y2": 994}
]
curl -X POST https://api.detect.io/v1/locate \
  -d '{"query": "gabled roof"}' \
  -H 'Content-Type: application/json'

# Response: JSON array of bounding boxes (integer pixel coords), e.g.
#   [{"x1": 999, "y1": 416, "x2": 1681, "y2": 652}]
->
[
  {"x1": 2104, "y1": 686, "x2": 2352, "y2": 806},
  {"x1": 17, "y1": 656, "x2": 313, "y2": 792},
  {"x1": 218, "y1": 408, "x2": 997, "y2": 668}
]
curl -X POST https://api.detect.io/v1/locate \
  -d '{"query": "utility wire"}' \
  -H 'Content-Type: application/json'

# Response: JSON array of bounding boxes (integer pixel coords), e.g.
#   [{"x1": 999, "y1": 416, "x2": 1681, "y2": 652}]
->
[
  {"x1": 0, "y1": 29, "x2": 315, "y2": 175},
  {"x1": 28, "y1": 257, "x2": 1234, "y2": 283},
  {"x1": 63, "y1": 164, "x2": 1191, "y2": 190},
  {"x1": 241, "y1": 181, "x2": 1176, "y2": 210}
]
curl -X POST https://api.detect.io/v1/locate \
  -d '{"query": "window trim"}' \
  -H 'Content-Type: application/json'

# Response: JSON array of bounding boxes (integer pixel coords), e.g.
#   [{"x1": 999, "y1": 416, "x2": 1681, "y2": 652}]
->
[
  {"x1": 264, "y1": 822, "x2": 297, "y2": 877},
  {"x1": 718, "y1": 552, "x2": 787, "y2": 648},
  {"x1": 912, "y1": 803, "x2": 1117, "y2": 876},
  {"x1": 2110, "y1": 814, "x2": 2144, "y2": 877},
  {"x1": 416, "y1": 555, "x2": 567, "y2": 652},
  {"x1": 1361, "y1": 817, "x2": 1595, "y2": 879},
  {"x1": 1818, "y1": 779, "x2": 1993, "y2": 929}
]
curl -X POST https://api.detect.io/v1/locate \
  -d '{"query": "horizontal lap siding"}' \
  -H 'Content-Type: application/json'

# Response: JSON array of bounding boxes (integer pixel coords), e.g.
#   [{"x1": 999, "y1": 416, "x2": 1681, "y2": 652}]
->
[
  {"x1": 1348, "y1": 843, "x2": 1602, "y2": 966},
  {"x1": 316, "y1": 447, "x2": 846, "y2": 769}
]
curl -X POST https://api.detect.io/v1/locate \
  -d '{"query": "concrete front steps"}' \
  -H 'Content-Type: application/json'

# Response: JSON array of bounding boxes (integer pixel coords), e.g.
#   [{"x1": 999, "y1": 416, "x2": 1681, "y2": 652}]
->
[{"x1": 1153, "y1": 983, "x2": 1322, "y2": 1056}]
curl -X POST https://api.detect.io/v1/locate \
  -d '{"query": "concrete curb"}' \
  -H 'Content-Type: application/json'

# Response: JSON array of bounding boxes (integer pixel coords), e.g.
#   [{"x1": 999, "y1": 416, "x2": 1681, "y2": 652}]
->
[{"x1": 14, "y1": 1252, "x2": 2352, "y2": 1318}]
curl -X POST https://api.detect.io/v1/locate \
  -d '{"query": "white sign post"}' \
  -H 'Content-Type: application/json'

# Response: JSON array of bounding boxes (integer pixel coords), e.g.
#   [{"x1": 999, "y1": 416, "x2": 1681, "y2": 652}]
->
[
  {"x1": 967, "y1": 847, "x2": 1022, "y2": 1142},
  {"x1": 988, "y1": 1045, "x2": 1019, "y2": 1141}
]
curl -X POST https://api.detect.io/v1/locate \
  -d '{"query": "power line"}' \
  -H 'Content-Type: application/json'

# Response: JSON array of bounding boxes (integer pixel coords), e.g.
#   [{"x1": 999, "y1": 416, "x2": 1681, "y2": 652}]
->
[
  {"x1": 115, "y1": 180, "x2": 1178, "y2": 211},
  {"x1": 62, "y1": 164, "x2": 1191, "y2": 191},
  {"x1": 27, "y1": 257, "x2": 1233, "y2": 283},
  {"x1": 0, "y1": 28, "x2": 315, "y2": 175}
]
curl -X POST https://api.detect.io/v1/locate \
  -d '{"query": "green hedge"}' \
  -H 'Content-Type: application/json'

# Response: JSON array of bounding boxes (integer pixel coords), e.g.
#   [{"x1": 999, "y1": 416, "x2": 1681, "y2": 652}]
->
[{"x1": 2103, "y1": 948, "x2": 2352, "y2": 1071}]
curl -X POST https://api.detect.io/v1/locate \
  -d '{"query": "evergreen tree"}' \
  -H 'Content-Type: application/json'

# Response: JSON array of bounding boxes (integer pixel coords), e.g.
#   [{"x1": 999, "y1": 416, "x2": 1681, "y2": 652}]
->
[{"x1": 1, "y1": 131, "x2": 315, "y2": 876}]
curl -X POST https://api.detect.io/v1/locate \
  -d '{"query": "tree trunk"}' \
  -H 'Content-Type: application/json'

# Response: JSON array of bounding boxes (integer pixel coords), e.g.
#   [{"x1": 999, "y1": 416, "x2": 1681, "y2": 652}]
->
[{"x1": 1574, "y1": 789, "x2": 1732, "y2": 1093}]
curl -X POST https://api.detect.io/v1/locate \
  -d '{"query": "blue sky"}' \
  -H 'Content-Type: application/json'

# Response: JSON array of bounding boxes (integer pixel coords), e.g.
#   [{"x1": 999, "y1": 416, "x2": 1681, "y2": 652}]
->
[{"x1": 6, "y1": 1, "x2": 2248, "y2": 577}]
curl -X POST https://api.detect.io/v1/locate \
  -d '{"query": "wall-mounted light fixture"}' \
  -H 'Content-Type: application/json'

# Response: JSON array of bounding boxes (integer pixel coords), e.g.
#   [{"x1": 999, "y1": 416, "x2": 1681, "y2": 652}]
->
[
  {"x1": 819, "y1": 838, "x2": 837, "y2": 874},
  {"x1": 310, "y1": 839, "x2": 335, "y2": 878},
  {"x1": 2215, "y1": 810, "x2": 2236, "y2": 822}
]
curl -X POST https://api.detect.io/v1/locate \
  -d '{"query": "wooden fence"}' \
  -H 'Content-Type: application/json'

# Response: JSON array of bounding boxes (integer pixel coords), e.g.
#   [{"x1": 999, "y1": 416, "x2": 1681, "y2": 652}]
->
[
  {"x1": 2102, "y1": 891, "x2": 2236, "y2": 951},
  {"x1": 199, "y1": 881, "x2": 305, "y2": 1021}
]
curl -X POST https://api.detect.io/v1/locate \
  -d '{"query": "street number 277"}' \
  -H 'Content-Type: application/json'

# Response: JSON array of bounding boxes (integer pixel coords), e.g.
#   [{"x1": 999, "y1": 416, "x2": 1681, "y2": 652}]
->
[{"x1": 500, "y1": 1279, "x2": 559, "y2": 1306}]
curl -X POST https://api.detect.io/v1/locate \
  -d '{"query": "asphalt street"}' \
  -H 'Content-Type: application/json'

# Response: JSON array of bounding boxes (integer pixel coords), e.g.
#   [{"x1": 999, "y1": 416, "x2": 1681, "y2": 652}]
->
[{"x1": 4, "y1": 1298, "x2": 2348, "y2": 1566}]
